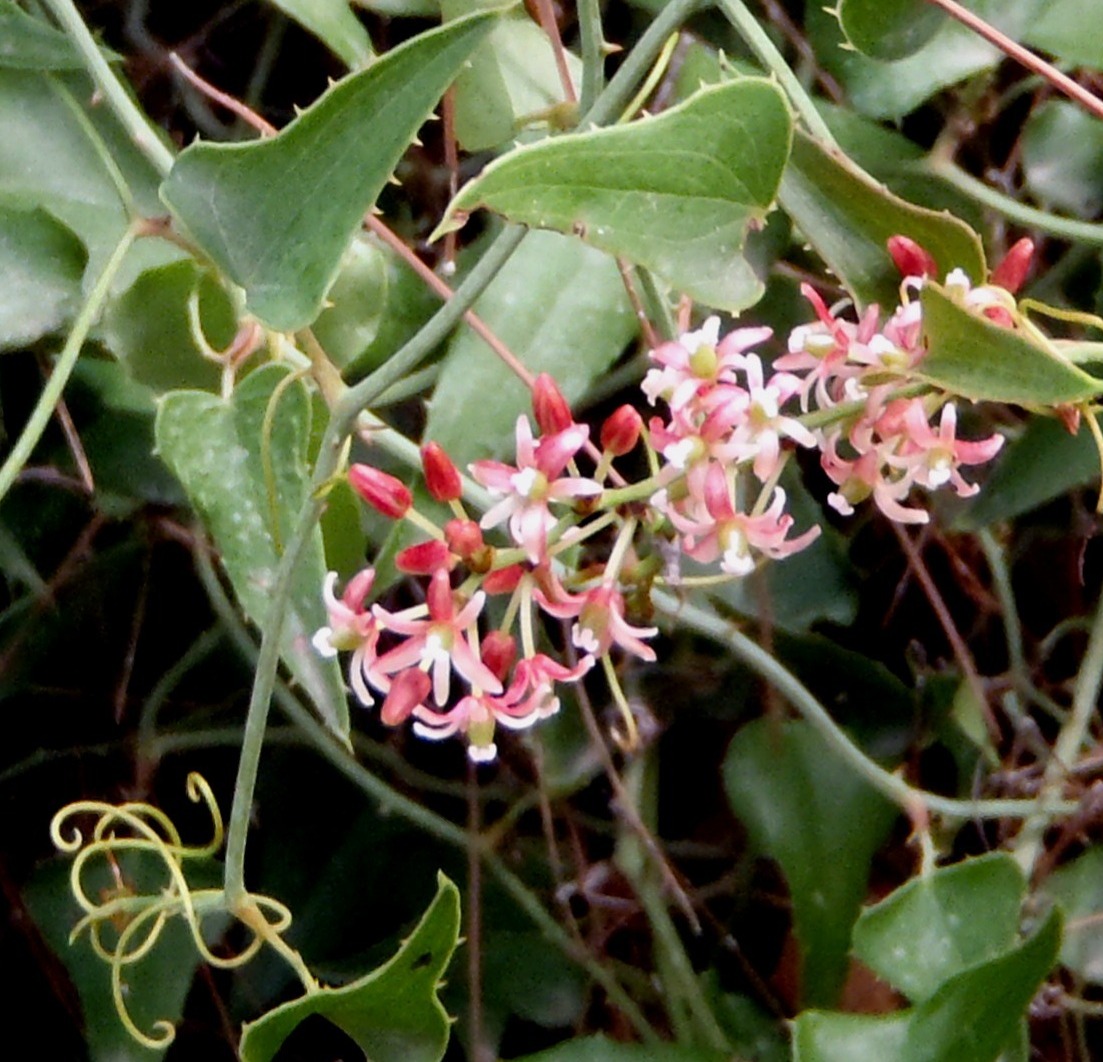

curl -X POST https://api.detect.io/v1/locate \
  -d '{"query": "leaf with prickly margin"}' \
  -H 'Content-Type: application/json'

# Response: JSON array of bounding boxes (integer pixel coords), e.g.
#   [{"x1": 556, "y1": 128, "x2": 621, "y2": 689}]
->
[
  {"x1": 918, "y1": 282, "x2": 1103, "y2": 405},
  {"x1": 837, "y1": 0, "x2": 945, "y2": 60},
  {"x1": 239, "y1": 874, "x2": 461, "y2": 1062},
  {"x1": 160, "y1": 12, "x2": 498, "y2": 332},
  {"x1": 778, "y1": 129, "x2": 985, "y2": 311},
  {"x1": 154, "y1": 364, "x2": 349, "y2": 740},
  {"x1": 437, "y1": 79, "x2": 793, "y2": 313}
]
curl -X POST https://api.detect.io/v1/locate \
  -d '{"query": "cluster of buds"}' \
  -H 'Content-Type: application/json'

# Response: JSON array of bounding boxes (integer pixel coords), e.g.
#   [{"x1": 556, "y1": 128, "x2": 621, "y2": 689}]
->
[{"x1": 315, "y1": 238, "x2": 1019, "y2": 763}]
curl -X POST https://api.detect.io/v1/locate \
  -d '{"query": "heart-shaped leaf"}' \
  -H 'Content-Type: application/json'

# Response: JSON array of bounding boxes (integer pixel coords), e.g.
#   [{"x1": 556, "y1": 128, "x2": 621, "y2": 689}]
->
[
  {"x1": 918, "y1": 282, "x2": 1103, "y2": 405},
  {"x1": 438, "y1": 79, "x2": 793, "y2": 313},
  {"x1": 154, "y1": 364, "x2": 348, "y2": 739},
  {"x1": 852, "y1": 854, "x2": 1025, "y2": 1003},
  {"x1": 837, "y1": 0, "x2": 946, "y2": 61},
  {"x1": 723, "y1": 718, "x2": 898, "y2": 1007},
  {"x1": 779, "y1": 130, "x2": 985, "y2": 310},
  {"x1": 239, "y1": 874, "x2": 461, "y2": 1062},
  {"x1": 161, "y1": 11, "x2": 497, "y2": 331}
]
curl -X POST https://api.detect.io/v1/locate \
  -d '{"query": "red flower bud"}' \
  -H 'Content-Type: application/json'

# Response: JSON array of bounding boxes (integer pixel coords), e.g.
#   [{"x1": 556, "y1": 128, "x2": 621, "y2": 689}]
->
[
  {"x1": 349, "y1": 464, "x2": 412, "y2": 519},
  {"x1": 483, "y1": 564, "x2": 524, "y2": 595},
  {"x1": 532, "y1": 373, "x2": 573, "y2": 435},
  {"x1": 381, "y1": 668, "x2": 431, "y2": 726},
  {"x1": 887, "y1": 235, "x2": 938, "y2": 279},
  {"x1": 445, "y1": 518, "x2": 483, "y2": 556},
  {"x1": 396, "y1": 539, "x2": 454, "y2": 575},
  {"x1": 421, "y1": 441, "x2": 462, "y2": 502},
  {"x1": 481, "y1": 631, "x2": 517, "y2": 683},
  {"x1": 990, "y1": 237, "x2": 1034, "y2": 294},
  {"x1": 600, "y1": 404, "x2": 643, "y2": 455}
]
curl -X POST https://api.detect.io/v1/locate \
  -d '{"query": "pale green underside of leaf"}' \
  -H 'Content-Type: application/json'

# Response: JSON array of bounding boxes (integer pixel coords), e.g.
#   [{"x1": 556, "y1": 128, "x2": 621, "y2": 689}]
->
[
  {"x1": 239, "y1": 874, "x2": 460, "y2": 1062},
  {"x1": 1041, "y1": 846, "x2": 1103, "y2": 985},
  {"x1": 0, "y1": 204, "x2": 86, "y2": 349},
  {"x1": 919, "y1": 282, "x2": 1103, "y2": 405},
  {"x1": 154, "y1": 364, "x2": 349, "y2": 739},
  {"x1": 267, "y1": 0, "x2": 374, "y2": 68},
  {"x1": 160, "y1": 11, "x2": 498, "y2": 331},
  {"x1": 440, "y1": 78, "x2": 794, "y2": 312}
]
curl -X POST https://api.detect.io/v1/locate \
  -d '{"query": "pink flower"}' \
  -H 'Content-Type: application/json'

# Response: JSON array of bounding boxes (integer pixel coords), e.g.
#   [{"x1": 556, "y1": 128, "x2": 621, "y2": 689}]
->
[
  {"x1": 372, "y1": 569, "x2": 501, "y2": 706},
  {"x1": 312, "y1": 569, "x2": 382, "y2": 707},
  {"x1": 470, "y1": 415, "x2": 600, "y2": 563},
  {"x1": 819, "y1": 428, "x2": 926, "y2": 524}
]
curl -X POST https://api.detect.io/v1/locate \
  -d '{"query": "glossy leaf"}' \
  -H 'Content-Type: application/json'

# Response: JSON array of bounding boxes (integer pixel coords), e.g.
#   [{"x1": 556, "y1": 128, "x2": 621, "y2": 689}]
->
[
  {"x1": 723, "y1": 718, "x2": 898, "y2": 1007},
  {"x1": 794, "y1": 910, "x2": 1061, "y2": 1062},
  {"x1": 424, "y1": 230, "x2": 636, "y2": 463},
  {"x1": 103, "y1": 260, "x2": 233, "y2": 393},
  {"x1": 1026, "y1": 0, "x2": 1103, "y2": 70},
  {"x1": 918, "y1": 282, "x2": 1103, "y2": 405},
  {"x1": 439, "y1": 79, "x2": 793, "y2": 313},
  {"x1": 0, "y1": 0, "x2": 120, "y2": 69},
  {"x1": 1040, "y1": 845, "x2": 1103, "y2": 984},
  {"x1": 0, "y1": 205, "x2": 86, "y2": 350},
  {"x1": 779, "y1": 130, "x2": 985, "y2": 310},
  {"x1": 1021, "y1": 101, "x2": 1103, "y2": 218},
  {"x1": 268, "y1": 0, "x2": 373, "y2": 68},
  {"x1": 239, "y1": 874, "x2": 461, "y2": 1062},
  {"x1": 161, "y1": 12, "x2": 497, "y2": 331},
  {"x1": 955, "y1": 415, "x2": 1099, "y2": 529},
  {"x1": 154, "y1": 364, "x2": 348, "y2": 739},
  {"x1": 852, "y1": 854, "x2": 1025, "y2": 1002},
  {"x1": 513, "y1": 1037, "x2": 727, "y2": 1061},
  {"x1": 837, "y1": 0, "x2": 945, "y2": 61},
  {"x1": 446, "y1": 8, "x2": 583, "y2": 152}
]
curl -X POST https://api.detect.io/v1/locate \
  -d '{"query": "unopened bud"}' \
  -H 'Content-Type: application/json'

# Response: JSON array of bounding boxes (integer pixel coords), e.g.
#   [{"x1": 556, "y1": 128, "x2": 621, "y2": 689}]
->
[
  {"x1": 396, "y1": 540, "x2": 453, "y2": 574},
  {"x1": 444, "y1": 518, "x2": 484, "y2": 558},
  {"x1": 483, "y1": 564, "x2": 524, "y2": 595},
  {"x1": 532, "y1": 373, "x2": 573, "y2": 435},
  {"x1": 600, "y1": 405, "x2": 643, "y2": 455},
  {"x1": 887, "y1": 235, "x2": 938, "y2": 279},
  {"x1": 349, "y1": 464, "x2": 411, "y2": 519},
  {"x1": 421, "y1": 441, "x2": 462, "y2": 502},
  {"x1": 481, "y1": 630, "x2": 517, "y2": 683},
  {"x1": 381, "y1": 669, "x2": 430, "y2": 726},
  {"x1": 990, "y1": 238, "x2": 1034, "y2": 294}
]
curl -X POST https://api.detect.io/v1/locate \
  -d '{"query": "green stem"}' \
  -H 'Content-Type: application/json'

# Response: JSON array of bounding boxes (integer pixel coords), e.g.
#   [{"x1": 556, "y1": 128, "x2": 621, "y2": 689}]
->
[
  {"x1": 1014, "y1": 587, "x2": 1103, "y2": 874},
  {"x1": 0, "y1": 226, "x2": 136, "y2": 506},
  {"x1": 41, "y1": 0, "x2": 174, "y2": 178},
  {"x1": 927, "y1": 158, "x2": 1103, "y2": 246},
  {"x1": 578, "y1": 0, "x2": 605, "y2": 116},
  {"x1": 654, "y1": 590, "x2": 1078, "y2": 821},
  {"x1": 977, "y1": 529, "x2": 1028, "y2": 689},
  {"x1": 714, "y1": 0, "x2": 836, "y2": 145}
]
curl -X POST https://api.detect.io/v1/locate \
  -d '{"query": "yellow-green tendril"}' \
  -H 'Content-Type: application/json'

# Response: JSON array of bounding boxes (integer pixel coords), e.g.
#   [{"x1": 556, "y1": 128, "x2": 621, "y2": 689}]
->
[{"x1": 50, "y1": 774, "x2": 310, "y2": 1049}]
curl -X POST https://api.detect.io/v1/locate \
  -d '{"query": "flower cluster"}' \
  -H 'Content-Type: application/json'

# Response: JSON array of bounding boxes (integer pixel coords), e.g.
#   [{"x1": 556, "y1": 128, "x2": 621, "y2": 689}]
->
[{"x1": 315, "y1": 239, "x2": 1016, "y2": 762}]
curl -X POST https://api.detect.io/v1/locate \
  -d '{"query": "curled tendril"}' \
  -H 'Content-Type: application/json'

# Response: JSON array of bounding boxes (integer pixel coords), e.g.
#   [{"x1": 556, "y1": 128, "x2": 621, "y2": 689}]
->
[{"x1": 49, "y1": 773, "x2": 306, "y2": 1049}]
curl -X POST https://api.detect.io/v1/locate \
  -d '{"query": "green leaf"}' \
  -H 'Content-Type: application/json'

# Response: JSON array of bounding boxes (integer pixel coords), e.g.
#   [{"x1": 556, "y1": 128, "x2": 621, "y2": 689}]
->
[
  {"x1": 161, "y1": 12, "x2": 498, "y2": 332},
  {"x1": 794, "y1": 910, "x2": 1061, "y2": 1062},
  {"x1": 424, "y1": 230, "x2": 636, "y2": 463},
  {"x1": 268, "y1": 0, "x2": 374, "y2": 68},
  {"x1": 918, "y1": 282, "x2": 1103, "y2": 405},
  {"x1": 239, "y1": 873, "x2": 461, "y2": 1062},
  {"x1": 723, "y1": 718, "x2": 898, "y2": 1007},
  {"x1": 1040, "y1": 845, "x2": 1103, "y2": 984},
  {"x1": 104, "y1": 260, "x2": 233, "y2": 393},
  {"x1": 0, "y1": 1, "x2": 121, "y2": 70},
  {"x1": 439, "y1": 79, "x2": 793, "y2": 313},
  {"x1": 154, "y1": 364, "x2": 348, "y2": 739},
  {"x1": 1026, "y1": 0, "x2": 1103, "y2": 70},
  {"x1": 852, "y1": 854, "x2": 1025, "y2": 1002},
  {"x1": 955, "y1": 415, "x2": 1099, "y2": 529},
  {"x1": 1021, "y1": 101, "x2": 1103, "y2": 218},
  {"x1": 512, "y1": 1036, "x2": 728, "y2": 1061},
  {"x1": 0, "y1": 205, "x2": 86, "y2": 349},
  {"x1": 446, "y1": 9, "x2": 582, "y2": 152},
  {"x1": 837, "y1": 0, "x2": 945, "y2": 60},
  {"x1": 779, "y1": 130, "x2": 985, "y2": 310}
]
